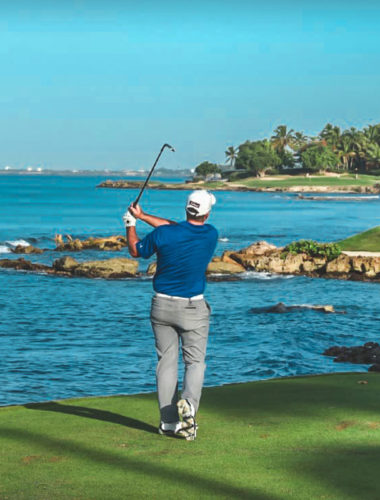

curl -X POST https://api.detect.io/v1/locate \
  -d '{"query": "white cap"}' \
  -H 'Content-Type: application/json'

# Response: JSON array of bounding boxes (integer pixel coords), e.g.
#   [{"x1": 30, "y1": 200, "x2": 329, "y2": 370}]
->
[{"x1": 186, "y1": 190, "x2": 216, "y2": 216}]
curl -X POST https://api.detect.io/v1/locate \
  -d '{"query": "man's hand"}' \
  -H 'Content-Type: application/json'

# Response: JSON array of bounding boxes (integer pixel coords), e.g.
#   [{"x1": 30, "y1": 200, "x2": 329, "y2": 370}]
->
[
  {"x1": 129, "y1": 203, "x2": 144, "y2": 219},
  {"x1": 123, "y1": 210, "x2": 137, "y2": 227}
]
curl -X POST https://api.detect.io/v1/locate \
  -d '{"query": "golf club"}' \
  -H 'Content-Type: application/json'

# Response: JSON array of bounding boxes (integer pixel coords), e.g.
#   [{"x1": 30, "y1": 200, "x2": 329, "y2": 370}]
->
[{"x1": 133, "y1": 143, "x2": 175, "y2": 207}]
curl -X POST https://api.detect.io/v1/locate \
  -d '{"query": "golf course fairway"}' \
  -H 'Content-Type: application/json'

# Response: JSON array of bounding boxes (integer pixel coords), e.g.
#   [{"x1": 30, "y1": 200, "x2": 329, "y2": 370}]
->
[
  {"x1": 339, "y1": 226, "x2": 380, "y2": 252},
  {"x1": 1, "y1": 373, "x2": 380, "y2": 499}
]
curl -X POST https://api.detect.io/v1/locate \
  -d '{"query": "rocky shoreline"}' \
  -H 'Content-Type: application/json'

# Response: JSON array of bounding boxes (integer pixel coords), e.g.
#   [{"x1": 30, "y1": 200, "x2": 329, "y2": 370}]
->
[
  {"x1": 323, "y1": 342, "x2": 380, "y2": 372},
  {"x1": 97, "y1": 179, "x2": 380, "y2": 194},
  {"x1": 1, "y1": 240, "x2": 380, "y2": 281}
]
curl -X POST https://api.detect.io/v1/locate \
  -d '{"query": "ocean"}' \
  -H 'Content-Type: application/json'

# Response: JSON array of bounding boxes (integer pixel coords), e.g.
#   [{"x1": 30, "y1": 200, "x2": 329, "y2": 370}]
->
[{"x1": 1, "y1": 175, "x2": 380, "y2": 406}]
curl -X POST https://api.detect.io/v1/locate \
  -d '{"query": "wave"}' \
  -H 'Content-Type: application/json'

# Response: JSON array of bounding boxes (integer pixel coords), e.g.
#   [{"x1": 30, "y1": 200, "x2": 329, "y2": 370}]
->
[
  {"x1": 218, "y1": 237, "x2": 229, "y2": 242},
  {"x1": 241, "y1": 271, "x2": 294, "y2": 280},
  {"x1": 5, "y1": 239, "x2": 30, "y2": 248},
  {"x1": 208, "y1": 271, "x2": 294, "y2": 281},
  {"x1": 0, "y1": 245, "x2": 11, "y2": 254}
]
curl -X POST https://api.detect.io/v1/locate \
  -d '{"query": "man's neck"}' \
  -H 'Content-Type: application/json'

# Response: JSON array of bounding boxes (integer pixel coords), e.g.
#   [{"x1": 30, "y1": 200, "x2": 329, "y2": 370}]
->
[
  {"x1": 186, "y1": 218, "x2": 205, "y2": 226},
  {"x1": 187, "y1": 220, "x2": 204, "y2": 226}
]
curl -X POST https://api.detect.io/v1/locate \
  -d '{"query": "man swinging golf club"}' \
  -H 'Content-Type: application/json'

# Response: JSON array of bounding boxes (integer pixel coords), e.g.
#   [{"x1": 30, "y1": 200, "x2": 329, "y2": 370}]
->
[{"x1": 123, "y1": 190, "x2": 218, "y2": 440}]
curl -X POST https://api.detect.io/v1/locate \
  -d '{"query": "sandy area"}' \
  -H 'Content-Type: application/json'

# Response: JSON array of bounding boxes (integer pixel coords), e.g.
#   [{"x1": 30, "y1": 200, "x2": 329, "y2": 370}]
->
[{"x1": 342, "y1": 251, "x2": 380, "y2": 257}]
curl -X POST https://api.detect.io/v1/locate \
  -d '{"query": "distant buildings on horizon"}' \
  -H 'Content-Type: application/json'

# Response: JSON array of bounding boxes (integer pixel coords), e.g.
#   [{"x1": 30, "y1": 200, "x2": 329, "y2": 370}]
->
[{"x1": 1, "y1": 166, "x2": 192, "y2": 177}]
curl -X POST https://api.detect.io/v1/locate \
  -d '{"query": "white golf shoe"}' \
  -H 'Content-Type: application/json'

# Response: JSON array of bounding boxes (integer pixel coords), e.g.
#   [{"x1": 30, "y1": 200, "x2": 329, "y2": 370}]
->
[
  {"x1": 158, "y1": 421, "x2": 187, "y2": 436},
  {"x1": 177, "y1": 398, "x2": 197, "y2": 441}
]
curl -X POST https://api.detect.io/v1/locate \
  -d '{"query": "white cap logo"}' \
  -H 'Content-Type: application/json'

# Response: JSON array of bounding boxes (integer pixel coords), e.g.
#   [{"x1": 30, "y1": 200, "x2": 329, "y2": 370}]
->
[{"x1": 186, "y1": 190, "x2": 216, "y2": 216}]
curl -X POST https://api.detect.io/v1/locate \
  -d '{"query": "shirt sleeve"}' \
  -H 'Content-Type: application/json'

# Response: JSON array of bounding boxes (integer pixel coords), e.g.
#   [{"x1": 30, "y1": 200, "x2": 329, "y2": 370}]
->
[{"x1": 136, "y1": 229, "x2": 159, "y2": 259}]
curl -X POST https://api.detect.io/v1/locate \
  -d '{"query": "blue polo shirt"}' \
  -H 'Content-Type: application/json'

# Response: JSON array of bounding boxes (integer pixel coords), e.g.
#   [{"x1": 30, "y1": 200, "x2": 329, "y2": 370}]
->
[{"x1": 136, "y1": 221, "x2": 218, "y2": 298}]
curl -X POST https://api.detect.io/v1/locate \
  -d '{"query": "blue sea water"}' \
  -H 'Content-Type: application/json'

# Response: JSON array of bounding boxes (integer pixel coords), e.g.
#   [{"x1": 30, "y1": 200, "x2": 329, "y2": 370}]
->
[{"x1": 1, "y1": 175, "x2": 380, "y2": 406}]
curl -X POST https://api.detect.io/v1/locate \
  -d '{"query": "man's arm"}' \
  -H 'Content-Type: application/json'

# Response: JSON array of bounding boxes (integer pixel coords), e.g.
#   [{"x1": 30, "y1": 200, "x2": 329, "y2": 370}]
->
[
  {"x1": 129, "y1": 204, "x2": 176, "y2": 228},
  {"x1": 126, "y1": 226, "x2": 140, "y2": 258}
]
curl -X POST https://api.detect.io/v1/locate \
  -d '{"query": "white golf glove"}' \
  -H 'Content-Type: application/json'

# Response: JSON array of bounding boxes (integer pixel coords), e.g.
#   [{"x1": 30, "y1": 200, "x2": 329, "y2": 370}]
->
[{"x1": 123, "y1": 210, "x2": 136, "y2": 227}]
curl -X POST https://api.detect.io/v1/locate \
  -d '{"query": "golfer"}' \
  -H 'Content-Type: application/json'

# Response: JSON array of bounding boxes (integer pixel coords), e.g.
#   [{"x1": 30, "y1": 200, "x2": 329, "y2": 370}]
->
[{"x1": 123, "y1": 190, "x2": 218, "y2": 440}]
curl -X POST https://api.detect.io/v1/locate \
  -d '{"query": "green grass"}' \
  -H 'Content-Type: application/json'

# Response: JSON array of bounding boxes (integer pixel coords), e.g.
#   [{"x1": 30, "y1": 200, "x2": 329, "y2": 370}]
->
[
  {"x1": 339, "y1": 226, "x2": 380, "y2": 252},
  {"x1": 231, "y1": 174, "x2": 379, "y2": 189},
  {"x1": 2, "y1": 373, "x2": 380, "y2": 499}
]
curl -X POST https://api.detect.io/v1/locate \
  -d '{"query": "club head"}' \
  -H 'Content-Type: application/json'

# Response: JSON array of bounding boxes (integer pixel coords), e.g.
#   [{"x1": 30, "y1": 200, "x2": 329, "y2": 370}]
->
[{"x1": 164, "y1": 143, "x2": 175, "y2": 152}]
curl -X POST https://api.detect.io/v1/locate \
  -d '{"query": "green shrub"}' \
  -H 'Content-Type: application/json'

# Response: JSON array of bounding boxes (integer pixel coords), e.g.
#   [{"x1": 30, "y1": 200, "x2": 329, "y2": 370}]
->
[{"x1": 281, "y1": 240, "x2": 341, "y2": 261}]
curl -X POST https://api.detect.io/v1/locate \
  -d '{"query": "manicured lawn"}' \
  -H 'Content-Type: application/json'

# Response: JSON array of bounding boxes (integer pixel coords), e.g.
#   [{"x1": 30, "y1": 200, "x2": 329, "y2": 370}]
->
[
  {"x1": 1, "y1": 373, "x2": 380, "y2": 499},
  {"x1": 339, "y1": 226, "x2": 380, "y2": 252},
  {"x1": 231, "y1": 174, "x2": 379, "y2": 189}
]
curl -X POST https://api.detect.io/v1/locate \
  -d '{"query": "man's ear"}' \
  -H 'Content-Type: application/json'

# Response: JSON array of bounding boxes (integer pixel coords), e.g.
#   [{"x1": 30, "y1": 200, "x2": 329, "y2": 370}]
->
[{"x1": 204, "y1": 212, "x2": 210, "y2": 222}]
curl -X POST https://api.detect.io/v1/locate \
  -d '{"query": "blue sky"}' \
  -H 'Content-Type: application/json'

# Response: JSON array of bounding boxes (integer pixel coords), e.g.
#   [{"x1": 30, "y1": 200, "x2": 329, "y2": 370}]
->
[{"x1": 1, "y1": 0, "x2": 380, "y2": 170}]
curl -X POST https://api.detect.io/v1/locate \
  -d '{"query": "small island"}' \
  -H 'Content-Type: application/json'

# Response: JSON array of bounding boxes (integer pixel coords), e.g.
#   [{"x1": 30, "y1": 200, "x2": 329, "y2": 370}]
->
[{"x1": 99, "y1": 123, "x2": 380, "y2": 193}]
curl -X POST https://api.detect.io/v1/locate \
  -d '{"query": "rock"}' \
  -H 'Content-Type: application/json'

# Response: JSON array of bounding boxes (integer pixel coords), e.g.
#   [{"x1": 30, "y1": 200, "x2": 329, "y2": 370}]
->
[
  {"x1": 147, "y1": 262, "x2": 157, "y2": 275},
  {"x1": 54, "y1": 234, "x2": 127, "y2": 252},
  {"x1": 0, "y1": 258, "x2": 50, "y2": 272},
  {"x1": 325, "y1": 254, "x2": 352, "y2": 274},
  {"x1": 220, "y1": 251, "x2": 241, "y2": 265},
  {"x1": 53, "y1": 256, "x2": 79, "y2": 271},
  {"x1": 0, "y1": 256, "x2": 138, "y2": 279},
  {"x1": 237, "y1": 241, "x2": 278, "y2": 256},
  {"x1": 73, "y1": 258, "x2": 138, "y2": 278},
  {"x1": 323, "y1": 342, "x2": 380, "y2": 365},
  {"x1": 251, "y1": 302, "x2": 341, "y2": 314},
  {"x1": 351, "y1": 256, "x2": 380, "y2": 277},
  {"x1": 12, "y1": 245, "x2": 44, "y2": 254},
  {"x1": 207, "y1": 260, "x2": 246, "y2": 274}
]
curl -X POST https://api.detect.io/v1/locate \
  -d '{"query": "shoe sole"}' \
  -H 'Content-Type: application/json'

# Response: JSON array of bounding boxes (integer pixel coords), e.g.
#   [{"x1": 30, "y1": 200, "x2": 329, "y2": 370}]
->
[{"x1": 177, "y1": 399, "x2": 197, "y2": 441}]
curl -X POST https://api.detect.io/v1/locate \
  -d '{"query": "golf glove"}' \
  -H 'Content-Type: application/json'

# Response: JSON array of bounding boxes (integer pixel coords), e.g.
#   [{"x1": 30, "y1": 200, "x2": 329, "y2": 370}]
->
[{"x1": 123, "y1": 210, "x2": 136, "y2": 227}]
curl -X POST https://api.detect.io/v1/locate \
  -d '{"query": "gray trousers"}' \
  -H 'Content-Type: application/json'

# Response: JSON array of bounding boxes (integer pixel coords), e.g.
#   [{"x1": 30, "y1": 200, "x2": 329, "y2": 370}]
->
[{"x1": 150, "y1": 295, "x2": 210, "y2": 423}]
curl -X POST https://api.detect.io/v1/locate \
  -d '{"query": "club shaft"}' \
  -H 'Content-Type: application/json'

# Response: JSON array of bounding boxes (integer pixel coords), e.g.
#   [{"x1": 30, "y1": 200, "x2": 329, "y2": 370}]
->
[{"x1": 133, "y1": 144, "x2": 172, "y2": 206}]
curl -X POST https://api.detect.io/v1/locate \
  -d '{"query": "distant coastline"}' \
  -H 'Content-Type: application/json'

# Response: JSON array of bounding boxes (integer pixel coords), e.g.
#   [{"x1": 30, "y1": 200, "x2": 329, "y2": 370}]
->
[
  {"x1": 0, "y1": 168, "x2": 192, "y2": 178},
  {"x1": 97, "y1": 175, "x2": 380, "y2": 194}
]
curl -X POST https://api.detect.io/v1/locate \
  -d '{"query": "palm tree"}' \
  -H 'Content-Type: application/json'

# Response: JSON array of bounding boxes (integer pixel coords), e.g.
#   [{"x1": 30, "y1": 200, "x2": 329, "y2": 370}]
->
[
  {"x1": 336, "y1": 132, "x2": 361, "y2": 171},
  {"x1": 366, "y1": 142, "x2": 380, "y2": 168},
  {"x1": 363, "y1": 124, "x2": 380, "y2": 145},
  {"x1": 225, "y1": 146, "x2": 238, "y2": 168},
  {"x1": 293, "y1": 132, "x2": 309, "y2": 150},
  {"x1": 270, "y1": 125, "x2": 295, "y2": 152},
  {"x1": 319, "y1": 124, "x2": 341, "y2": 151}
]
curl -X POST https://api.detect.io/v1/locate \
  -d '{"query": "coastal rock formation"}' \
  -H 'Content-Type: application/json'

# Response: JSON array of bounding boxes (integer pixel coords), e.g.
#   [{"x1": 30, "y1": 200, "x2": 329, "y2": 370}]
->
[
  {"x1": 54, "y1": 234, "x2": 127, "y2": 252},
  {"x1": 2, "y1": 238, "x2": 380, "y2": 282},
  {"x1": 0, "y1": 256, "x2": 138, "y2": 279},
  {"x1": 324, "y1": 342, "x2": 380, "y2": 371},
  {"x1": 53, "y1": 256, "x2": 80, "y2": 271},
  {"x1": 97, "y1": 179, "x2": 251, "y2": 192},
  {"x1": 226, "y1": 241, "x2": 380, "y2": 281},
  {"x1": 12, "y1": 244, "x2": 44, "y2": 254},
  {"x1": 146, "y1": 258, "x2": 246, "y2": 276},
  {"x1": 250, "y1": 302, "x2": 342, "y2": 314},
  {"x1": 0, "y1": 258, "x2": 50, "y2": 272},
  {"x1": 206, "y1": 260, "x2": 246, "y2": 275},
  {"x1": 72, "y1": 258, "x2": 138, "y2": 278},
  {"x1": 97, "y1": 179, "x2": 380, "y2": 194},
  {"x1": 146, "y1": 262, "x2": 157, "y2": 275}
]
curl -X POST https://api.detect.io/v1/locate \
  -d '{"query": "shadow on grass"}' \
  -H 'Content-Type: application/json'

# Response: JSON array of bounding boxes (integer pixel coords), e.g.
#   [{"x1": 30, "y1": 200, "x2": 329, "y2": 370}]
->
[
  {"x1": 24, "y1": 402, "x2": 157, "y2": 435},
  {"x1": 201, "y1": 374, "x2": 380, "y2": 419},
  {"x1": 0, "y1": 427, "x2": 277, "y2": 500},
  {"x1": 293, "y1": 444, "x2": 380, "y2": 499}
]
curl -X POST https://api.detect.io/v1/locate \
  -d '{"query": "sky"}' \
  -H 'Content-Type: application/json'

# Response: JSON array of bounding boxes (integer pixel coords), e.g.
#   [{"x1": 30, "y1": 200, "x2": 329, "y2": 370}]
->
[{"x1": 1, "y1": 0, "x2": 380, "y2": 170}]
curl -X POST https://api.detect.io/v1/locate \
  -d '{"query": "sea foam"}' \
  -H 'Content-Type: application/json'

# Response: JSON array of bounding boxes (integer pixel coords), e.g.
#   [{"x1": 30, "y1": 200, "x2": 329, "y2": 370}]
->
[{"x1": 6, "y1": 239, "x2": 30, "y2": 248}]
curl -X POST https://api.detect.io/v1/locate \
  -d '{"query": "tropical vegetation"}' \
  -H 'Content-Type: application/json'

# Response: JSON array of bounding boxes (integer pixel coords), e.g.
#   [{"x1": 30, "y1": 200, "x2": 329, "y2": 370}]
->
[
  {"x1": 208, "y1": 123, "x2": 380, "y2": 178},
  {"x1": 282, "y1": 240, "x2": 342, "y2": 261},
  {"x1": 194, "y1": 161, "x2": 221, "y2": 178}
]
